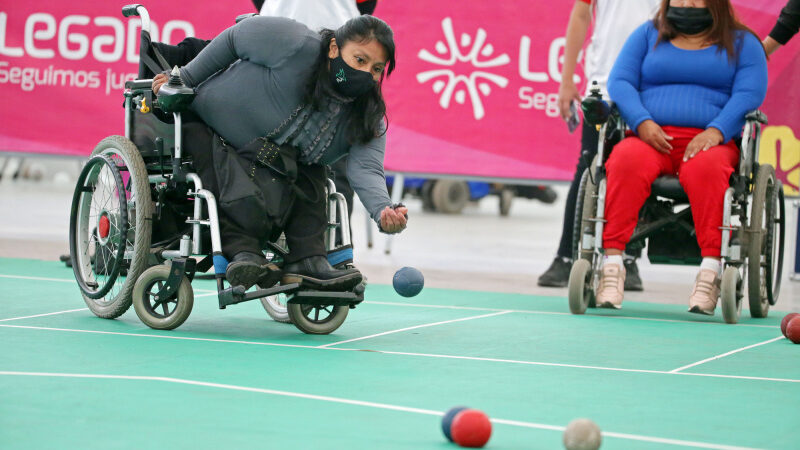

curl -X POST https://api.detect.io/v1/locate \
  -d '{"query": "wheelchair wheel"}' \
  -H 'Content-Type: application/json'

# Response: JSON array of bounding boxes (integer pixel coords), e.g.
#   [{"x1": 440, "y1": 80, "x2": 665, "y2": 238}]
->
[
  {"x1": 70, "y1": 136, "x2": 153, "y2": 318},
  {"x1": 572, "y1": 169, "x2": 590, "y2": 261},
  {"x1": 746, "y1": 164, "x2": 776, "y2": 317},
  {"x1": 70, "y1": 154, "x2": 128, "y2": 304},
  {"x1": 720, "y1": 266, "x2": 743, "y2": 324},
  {"x1": 287, "y1": 303, "x2": 349, "y2": 334},
  {"x1": 568, "y1": 259, "x2": 596, "y2": 314},
  {"x1": 133, "y1": 264, "x2": 194, "y2": 330},
  {"x1": 431, "y1": 180, "x2": 469, "y2": 214},
  {"x1": 747, "y1": 166, "x2": 785, "y2": 317},
  {"x1": 261, "y1": 294, "x2": 292, "y2": 323}
]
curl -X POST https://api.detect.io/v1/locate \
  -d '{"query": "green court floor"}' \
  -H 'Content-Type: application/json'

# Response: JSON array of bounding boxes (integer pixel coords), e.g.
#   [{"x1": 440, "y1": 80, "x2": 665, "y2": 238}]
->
[{"x1": 0, "y1": 258, "x2": 797, "y2": 449}]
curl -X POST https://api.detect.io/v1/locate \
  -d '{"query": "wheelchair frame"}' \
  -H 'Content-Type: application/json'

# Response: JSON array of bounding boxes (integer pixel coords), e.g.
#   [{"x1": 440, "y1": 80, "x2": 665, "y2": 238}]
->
[
  {"x1": 567, "y1": 84, "x2": 786, "y2": 324},
  {"x1": 69, "y1": 4, "x2": 361, "y2": 335}
]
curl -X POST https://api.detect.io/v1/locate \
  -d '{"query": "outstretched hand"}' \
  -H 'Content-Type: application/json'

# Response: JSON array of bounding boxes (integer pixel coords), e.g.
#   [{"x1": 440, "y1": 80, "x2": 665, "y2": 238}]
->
[{"x1": 380, "y1": 205, "x2": 408, "y2": 234}]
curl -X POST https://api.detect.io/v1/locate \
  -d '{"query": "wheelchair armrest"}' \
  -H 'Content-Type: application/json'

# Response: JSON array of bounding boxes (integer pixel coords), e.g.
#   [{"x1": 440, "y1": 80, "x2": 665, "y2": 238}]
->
[
  {"x1": 745, "y1": 110, "x2": 768, "y2": 125},
  {"x1": 125, "y1": 79, "x2": 154, "y2": 91}
]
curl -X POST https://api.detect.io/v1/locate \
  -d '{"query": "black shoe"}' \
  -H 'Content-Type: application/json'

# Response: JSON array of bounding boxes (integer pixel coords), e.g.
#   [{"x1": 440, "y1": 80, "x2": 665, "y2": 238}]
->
[
  {"x1": 530, "y1": 185, "x2": 557, "y2": 204},
  {"x1": 226, "y1": 252, "x2": 281, "y2": 290},
  {"x1": 623, "y1": 258, "x2": 644, "y2": 291},
  {"x1": 537, "y1": 257, "x2": 572, "y2": 287},
  {"x1": 282, "y1": 255, "x2": 363, "y2": 291}
]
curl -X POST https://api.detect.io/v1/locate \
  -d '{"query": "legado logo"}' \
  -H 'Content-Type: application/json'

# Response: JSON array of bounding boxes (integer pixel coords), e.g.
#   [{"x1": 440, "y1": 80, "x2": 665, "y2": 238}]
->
[
  {"x1": 417, "y1": 18, "x2": 582, "y2": 121},
  {"x1": 0, "y1": 12, "x2": 194, "y2": 64},
  {"x1": 417, "y1": 18, "x2": 510, "y2": 121}
]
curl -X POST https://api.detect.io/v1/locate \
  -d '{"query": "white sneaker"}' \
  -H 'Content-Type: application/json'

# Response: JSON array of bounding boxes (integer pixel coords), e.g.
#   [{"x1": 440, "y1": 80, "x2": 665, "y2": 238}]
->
[
  {"x1": 688, "y1": 269, "x2": 720, "y2": 315},
  {"x1": 596, "y1": 263, "x2": 625, "y2": 309}
]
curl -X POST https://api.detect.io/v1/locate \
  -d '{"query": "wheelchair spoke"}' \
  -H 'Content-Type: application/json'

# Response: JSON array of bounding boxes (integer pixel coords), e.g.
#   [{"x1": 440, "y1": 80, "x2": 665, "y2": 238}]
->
[{"x1": 314, "y1": 308, "x2": 320, "y2": 321}]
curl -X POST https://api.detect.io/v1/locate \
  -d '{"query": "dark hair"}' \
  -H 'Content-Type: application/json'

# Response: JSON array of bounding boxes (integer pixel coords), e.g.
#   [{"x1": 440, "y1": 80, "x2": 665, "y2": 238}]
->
[
  {"x1": 305, "y1": 15, "x2": 396, "y2": 145},
  {"x1": 654, "y1": 0, "x2": 762, "y2": 60}
]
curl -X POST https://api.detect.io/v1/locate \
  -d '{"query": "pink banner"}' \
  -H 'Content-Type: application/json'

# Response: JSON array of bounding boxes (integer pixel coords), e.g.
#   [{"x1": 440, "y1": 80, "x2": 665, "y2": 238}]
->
[
  {"x1": 378, "y1": 1, "x2": 800, "y2": 193},
  {"x1": 0, "y1": 1, "x2": 251, "y2": 156},
  {"x1": 0, "y1": 1, "x2": 798, "y2": 192}
]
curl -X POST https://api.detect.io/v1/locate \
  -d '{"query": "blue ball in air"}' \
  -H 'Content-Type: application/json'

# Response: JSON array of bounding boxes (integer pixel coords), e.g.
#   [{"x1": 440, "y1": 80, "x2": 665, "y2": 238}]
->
[{"x1": 393, "y1": 267, "x2": 424, "y2": 297}]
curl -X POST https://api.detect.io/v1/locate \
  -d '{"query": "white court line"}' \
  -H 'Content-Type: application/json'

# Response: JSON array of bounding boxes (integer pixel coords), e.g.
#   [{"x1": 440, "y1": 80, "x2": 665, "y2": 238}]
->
[
  {"x1": 1, "y1": 324, "x2": 798, "y2": 384},
  {"x1": 0, "y1": 371, "x2": 761, "y2": 450},
  {"x1": 670, "y1": 337, "x2": 785, "y2": 373},
  {"x1": 0, "y1": 308, "x2": 87, "y2": 322},
  {"x1": 317, "y1": 311, "x2": 513, "y2": 348},
  {"x1": 367, "y1": 301, "x2": 777, "y2": 329},
  {"x1": 0, "y1": 274, "x2": 76, "y2": 283},
  {"x1": 0, "y1": 274, "x2": 217, "y2": 293},
  {"x1": 0, "y1": 272, "x2": 778, "y2": 329}
]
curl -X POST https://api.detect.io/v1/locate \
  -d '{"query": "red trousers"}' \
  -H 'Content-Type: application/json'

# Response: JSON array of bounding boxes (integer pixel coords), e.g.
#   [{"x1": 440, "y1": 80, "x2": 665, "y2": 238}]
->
[{"x1": 603, "y1": 126, "x2": 739, "y2": 258}]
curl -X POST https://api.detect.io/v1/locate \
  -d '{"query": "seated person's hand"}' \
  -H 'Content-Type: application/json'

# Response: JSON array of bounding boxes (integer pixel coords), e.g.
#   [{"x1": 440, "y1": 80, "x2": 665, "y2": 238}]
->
[
  {"x1": 683, "y1": 128, "x2": 724, "y2": 162},
  {"x1": 380, "y1": 205, "x2": 408, "y2": 234},
  {"x1": 636, "y1": 120, "x2": 673, "y2": 154},
  {"x1": 152, "y1": 73, "x2": 168, "y2": 94}
]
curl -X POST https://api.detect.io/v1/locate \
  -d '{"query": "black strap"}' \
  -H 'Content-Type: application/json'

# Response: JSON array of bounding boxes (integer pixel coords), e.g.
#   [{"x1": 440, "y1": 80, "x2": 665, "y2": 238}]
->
[{"x1": 140, "y1": 32, "x2": 172, "y2": 77}]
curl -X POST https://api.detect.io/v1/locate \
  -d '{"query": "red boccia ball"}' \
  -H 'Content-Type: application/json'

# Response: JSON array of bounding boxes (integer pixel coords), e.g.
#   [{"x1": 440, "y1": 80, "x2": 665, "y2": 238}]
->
[
  {"x1": 786, "y1": 317, "x2": 800, "y2": 344},
  {"x1": 781, "y1": 313, "x2": 799, "y2": 338},
  {"x1": 451, "y1": 409, "x2": 492, "y2": 448}
]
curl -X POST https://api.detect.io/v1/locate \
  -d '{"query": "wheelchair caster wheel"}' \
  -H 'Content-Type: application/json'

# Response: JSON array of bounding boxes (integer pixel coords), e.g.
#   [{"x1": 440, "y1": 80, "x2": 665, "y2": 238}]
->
[
  {"x1": 133, "y1": 264, "x2": 194, "y2": 330},
  {"x1": 261, "y1": 294, "x2": 292, "y2": 324},
  {"x1": 287, "y1": 303, "x2": 348, "y2": 335},
  {"x1": 720, "y1": 267, "x2": 743, "y2": 324},
  {"x1": 568, "y1": 259, "x2": 596, "y2": 314}
]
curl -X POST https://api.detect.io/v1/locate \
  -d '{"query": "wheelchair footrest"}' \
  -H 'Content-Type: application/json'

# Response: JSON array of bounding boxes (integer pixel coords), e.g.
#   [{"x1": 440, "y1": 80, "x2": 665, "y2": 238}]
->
[
  {"x1": 287, "y1": 290, "x2": 362, "y2": 307},
  {"x1": 217, "y1": 283, "x2": 300, "y2": 309}
]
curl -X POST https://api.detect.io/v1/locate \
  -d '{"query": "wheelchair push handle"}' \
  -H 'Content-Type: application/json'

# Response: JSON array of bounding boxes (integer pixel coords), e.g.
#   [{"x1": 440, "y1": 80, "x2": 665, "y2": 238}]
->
[
  {"x1": 122, "y1": 4, "x2": 143, "y2": 17},
  {"x1": 122, "y1": 5, "x2": 152, "y2": 37}
]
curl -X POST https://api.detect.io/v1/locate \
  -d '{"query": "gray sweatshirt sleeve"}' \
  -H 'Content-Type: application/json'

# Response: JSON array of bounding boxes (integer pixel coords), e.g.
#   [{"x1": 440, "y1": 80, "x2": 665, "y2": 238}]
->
[
  {"x1": 346, "y1": 128, "x2": 392, "y2": 225},
  {"x1": 181, "y1": 16, "x2": 313, "y2": 88}
]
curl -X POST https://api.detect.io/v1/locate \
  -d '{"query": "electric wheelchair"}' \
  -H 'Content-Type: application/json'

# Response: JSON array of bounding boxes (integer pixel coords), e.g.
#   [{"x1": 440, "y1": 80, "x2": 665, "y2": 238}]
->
[
  {"x1": 68, "y1": 5, "x2": 362, "y2": 334},
  {"x1": 567, "y1": 83, "x2": 786, "y2": 324}
]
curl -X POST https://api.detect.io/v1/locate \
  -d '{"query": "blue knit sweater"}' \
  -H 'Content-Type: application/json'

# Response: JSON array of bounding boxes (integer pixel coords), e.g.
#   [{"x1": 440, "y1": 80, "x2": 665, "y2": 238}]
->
[{"x1": 608, "y1": 21, "x2": 768, "y2": 142}]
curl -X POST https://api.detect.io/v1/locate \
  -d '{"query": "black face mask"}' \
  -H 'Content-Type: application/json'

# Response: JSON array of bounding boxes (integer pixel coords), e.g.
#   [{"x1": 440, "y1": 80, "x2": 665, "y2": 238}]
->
[
  {"x1": 667, "y1": 7, "x2": 714, "y2": 35},
  {"x1": 329, "y1": 54, "x2": 376, "y2": 98}
]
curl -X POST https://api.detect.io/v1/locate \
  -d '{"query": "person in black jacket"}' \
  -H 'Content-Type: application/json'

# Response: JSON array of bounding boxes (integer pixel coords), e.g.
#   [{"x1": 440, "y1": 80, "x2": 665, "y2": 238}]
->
[{"x1": 764, "y1": 0, "x2": 800, "y2": 55}]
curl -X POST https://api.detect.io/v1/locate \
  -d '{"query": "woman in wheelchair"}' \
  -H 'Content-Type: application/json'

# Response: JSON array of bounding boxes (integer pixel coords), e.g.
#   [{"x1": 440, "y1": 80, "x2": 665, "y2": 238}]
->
[
  {"x1": 151, "y1": 14, "x2": 408, "y2": 291},
  {"x1": 597, "y1": 0, "x2": 767, "y2": 312}
]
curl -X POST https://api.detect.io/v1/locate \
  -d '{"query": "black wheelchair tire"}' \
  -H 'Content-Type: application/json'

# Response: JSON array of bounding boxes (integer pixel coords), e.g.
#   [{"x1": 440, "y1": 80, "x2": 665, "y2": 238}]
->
[
  {"x1": 133, "y1": 264, "x2": 194, "y2": 330},
  {"x1": 577, "y1": 158, "x2": 600, "y2": 262},
  {"x1": 69, "y1": 154, "x2": 128, "y2": 301},
  {"x1": 572, "y1": 169, "x2": 589, "y2": 261},
  {"x1": 72, "y1": 136, "x2": 153, "y2": 319},
  {"x1": 720, "y1": 266, "x2": 743, "y2": 324},
  {"x1": 747, "y1": 165, "x2": 777, "y2": 318},
  {"x1": 287, "y1": 303, "x2": 349, "y2": 335}
]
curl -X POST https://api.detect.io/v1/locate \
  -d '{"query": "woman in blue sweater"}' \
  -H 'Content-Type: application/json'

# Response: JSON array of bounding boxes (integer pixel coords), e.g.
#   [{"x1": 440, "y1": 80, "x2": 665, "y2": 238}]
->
[{"x1": 595, "y1": 0, "x2": 767, "y2": 313}]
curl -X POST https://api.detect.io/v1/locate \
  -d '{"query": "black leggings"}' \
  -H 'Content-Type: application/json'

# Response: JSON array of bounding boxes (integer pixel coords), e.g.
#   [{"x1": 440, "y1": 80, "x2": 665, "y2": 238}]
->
[
  {"x1": 183, "y1": 122, "x2": 327, "y2": 262},
  {"x1": 556, "y1": 120, "x2": 641, "y2": 259}
]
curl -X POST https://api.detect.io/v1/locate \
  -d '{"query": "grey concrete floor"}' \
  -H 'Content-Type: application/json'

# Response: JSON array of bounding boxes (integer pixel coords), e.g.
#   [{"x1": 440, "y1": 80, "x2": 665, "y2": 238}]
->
[{"x1": 0, "y1": 158, "x2": 798, "y2": 313}]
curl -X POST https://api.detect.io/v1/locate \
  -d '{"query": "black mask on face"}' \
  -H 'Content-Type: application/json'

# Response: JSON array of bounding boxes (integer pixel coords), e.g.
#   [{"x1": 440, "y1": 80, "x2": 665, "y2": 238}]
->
[
  {"x1": 667, "y1": 7, "x2": 714, "y2": 35},
  {"x1": 329, "y1": 54, "x2": 376, "y2": 98}
]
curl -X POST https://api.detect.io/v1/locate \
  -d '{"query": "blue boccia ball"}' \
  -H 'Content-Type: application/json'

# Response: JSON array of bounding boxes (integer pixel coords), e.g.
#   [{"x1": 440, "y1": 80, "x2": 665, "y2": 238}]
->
[
  {"x1": 393, "y1": 267, "x2": 424, "y2": 297},
  {"x1": 441, "y1": 406, "x2": 469, "y2": 442}
]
